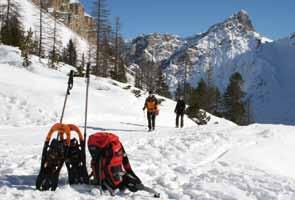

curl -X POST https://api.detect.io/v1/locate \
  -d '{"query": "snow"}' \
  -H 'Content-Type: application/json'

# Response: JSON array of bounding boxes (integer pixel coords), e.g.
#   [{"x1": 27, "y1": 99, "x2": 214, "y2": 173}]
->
[
  {"x1": 11, "y1": 0, "x2": 91, "y2": 61},
  {"x1": 69, "y1": 0, "x2": 80, "y2": 4},
  {"x1": 1, "y1": 45, "x2": 295, "y2": 199},
  {"x1": 84, "y1": 12, "x2": 92, "y2": 18}
]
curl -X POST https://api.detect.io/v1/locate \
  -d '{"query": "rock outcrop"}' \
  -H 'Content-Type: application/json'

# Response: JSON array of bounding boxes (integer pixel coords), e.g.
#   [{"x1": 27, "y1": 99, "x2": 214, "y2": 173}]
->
[{"x1": 32, "y1": 0, "x2": 96, "y2": 42}]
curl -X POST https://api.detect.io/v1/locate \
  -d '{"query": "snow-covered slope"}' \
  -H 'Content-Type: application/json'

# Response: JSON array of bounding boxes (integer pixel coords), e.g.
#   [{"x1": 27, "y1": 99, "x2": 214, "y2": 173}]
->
[
  {"x1": 0, "y1": 0, "x2": 91, "y2": 60},
  {"x1": 1, "y1": 45, "x2": 295, "y2": 199},
  {"x1": 0, "y1": 45, "x2": 197, "y2": 128}
]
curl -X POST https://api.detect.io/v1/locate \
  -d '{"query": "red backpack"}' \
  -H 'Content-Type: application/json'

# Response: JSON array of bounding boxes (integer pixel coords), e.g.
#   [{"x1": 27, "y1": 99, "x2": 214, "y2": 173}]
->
[{"x1": 88, "y1": 132, "x2": 141, "y2": 192}]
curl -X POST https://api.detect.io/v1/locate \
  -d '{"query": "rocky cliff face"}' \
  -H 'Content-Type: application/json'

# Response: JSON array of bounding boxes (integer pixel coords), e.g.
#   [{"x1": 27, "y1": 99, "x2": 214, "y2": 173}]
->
[
  {"x1": 31, "y1": 0, "x2": 96, "y2": 42},
  {"x1": 125, "y1": 33, "x2": 184, "y2": 66}
]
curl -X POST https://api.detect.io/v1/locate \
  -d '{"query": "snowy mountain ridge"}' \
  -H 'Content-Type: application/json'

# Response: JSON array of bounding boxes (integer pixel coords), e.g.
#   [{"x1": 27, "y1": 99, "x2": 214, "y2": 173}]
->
[{"x1": 126, "y1": 10, "x2": 295, "y2": 125}]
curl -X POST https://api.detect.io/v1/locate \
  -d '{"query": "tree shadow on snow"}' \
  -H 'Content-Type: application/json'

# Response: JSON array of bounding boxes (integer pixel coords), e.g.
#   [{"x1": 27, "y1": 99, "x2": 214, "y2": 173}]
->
[{"x1": 0, "y1": 174, "x2": 37, "y2": 190}]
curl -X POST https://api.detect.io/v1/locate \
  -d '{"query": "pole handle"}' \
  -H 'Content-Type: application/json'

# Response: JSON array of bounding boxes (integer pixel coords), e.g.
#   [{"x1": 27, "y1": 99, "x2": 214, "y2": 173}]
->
[{"x1": 65, "y1": 70, "x2": 74, "y2": 96}]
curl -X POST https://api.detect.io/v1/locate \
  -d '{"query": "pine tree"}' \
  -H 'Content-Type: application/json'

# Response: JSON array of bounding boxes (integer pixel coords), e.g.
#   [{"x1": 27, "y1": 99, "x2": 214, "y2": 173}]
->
[
  {"x1": 117, "y1": 57, "x2": 127, "y2": 83},
  {"x1": 0, "y1": 3, "x2": 5, "y2": 43},
  {"x1": 0, "y1": 0, "x2": 24, "y2": 47},
  {"x1": 77, "y1": 53, "x2": 85, "y2": 76},
  {"x1": 195, "y1": 79, "x2": 209, "y2": 110},
  {"x1": 186, "y1": 79, "x2": 208, "y2": 118},
  {"x1": 20, "y1": 28, "x2": 34, "y2": 67},
  {"x1": 205, "y1": 62, "x2": 218, "y2": 113},
  {"x1": 155, "y1": 67, "x2": 171, "y2": 98},
  {"x1": 244, "y1": 97, "x2": 255, "y2": 125},
  {"x1": 64, "y1": 39, "x2": 77, "y2": 67},
  {"x1": 223, "y1": 72, "x2": 246, "y2": 125},
  {"x1": 212, "y1": 87, "x2": 224, "y2": 117},
  {"x1": 206, "y1": 86, "x2": 223, "y2": 114},
  {"x1": 186, "y1": 84, "x2": 199, "y2": 118},
  {"x1": 187, "y1": 92, "x2": 200, "y2": 118}
]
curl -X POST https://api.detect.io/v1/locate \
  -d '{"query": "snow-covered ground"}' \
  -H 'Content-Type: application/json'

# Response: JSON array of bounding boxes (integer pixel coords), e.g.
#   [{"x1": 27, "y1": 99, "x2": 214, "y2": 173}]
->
[{"x1": 1, "y1": 45, "x2": 295, "y2": 199}]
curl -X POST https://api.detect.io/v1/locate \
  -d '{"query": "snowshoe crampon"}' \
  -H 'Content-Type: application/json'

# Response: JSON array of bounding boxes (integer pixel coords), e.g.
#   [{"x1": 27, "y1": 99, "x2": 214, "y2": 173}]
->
[
  {"x1": 65, "y1": 124, "x2": 89, "y2": 185},
  {"x1": 36, "y1": 123, "x2": 71, "y2": 191}
]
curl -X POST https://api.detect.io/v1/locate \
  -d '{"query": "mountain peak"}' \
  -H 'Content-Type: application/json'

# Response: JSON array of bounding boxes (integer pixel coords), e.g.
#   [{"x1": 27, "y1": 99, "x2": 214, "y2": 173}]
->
[
  {"x1": 232, "y1": 9, "x2": 255, "y2": 31},
  {"x1": 236, "y1": 9, "x2": 249, "y2": 17}
]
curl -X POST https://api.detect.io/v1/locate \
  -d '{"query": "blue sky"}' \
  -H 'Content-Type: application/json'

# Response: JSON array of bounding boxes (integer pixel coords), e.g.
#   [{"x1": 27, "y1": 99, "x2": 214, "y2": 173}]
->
[{"x1": 80, "y1": 0, "x2": 295, "y2": 40}]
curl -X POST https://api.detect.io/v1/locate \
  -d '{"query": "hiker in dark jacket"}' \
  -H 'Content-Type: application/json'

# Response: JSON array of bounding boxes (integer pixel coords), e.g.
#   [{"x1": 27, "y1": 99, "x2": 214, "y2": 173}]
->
[
  {"x1": 143, "y1": 91, "x2": 159, "y2": 131},
  {"x1": 174, "y1": 96, "x2": 186, "y2": 128}
]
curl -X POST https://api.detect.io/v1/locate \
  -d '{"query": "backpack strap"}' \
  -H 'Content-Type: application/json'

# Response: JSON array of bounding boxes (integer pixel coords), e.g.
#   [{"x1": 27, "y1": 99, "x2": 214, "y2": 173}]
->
[{"x1": 98, "y1": 158, "x2": 103, "y2": 194}]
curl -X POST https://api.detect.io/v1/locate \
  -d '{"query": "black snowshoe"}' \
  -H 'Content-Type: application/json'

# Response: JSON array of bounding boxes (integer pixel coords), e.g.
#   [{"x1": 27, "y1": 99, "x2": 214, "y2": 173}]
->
[
  {"x1": 36, "y1": 124, "x2": 70, "y2": 191},
  {"x1": 65, "y1": 124, "x2": 89, "y2": 185},
  {"x1": 36, "y1": 123, "x2": 89, "y2": 191}
]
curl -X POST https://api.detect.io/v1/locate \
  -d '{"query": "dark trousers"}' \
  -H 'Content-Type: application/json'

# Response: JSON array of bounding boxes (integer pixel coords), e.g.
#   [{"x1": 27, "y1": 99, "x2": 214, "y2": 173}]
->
[
  {"x1": 176, "y1": 113, "x2": 184, "y2": 128},
  {"x1": 147, "y1": 112, "x2": 156, "y2": 130}
]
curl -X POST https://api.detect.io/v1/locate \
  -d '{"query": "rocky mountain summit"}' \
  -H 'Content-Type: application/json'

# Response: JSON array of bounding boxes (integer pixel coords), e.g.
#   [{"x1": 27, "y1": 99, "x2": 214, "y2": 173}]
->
[{"x1": 126, "y1": 10, "x2": 295, "y2": 125}]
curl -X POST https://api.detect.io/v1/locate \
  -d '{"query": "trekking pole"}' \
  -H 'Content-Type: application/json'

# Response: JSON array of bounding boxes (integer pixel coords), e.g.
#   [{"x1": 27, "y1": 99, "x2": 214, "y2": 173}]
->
[
  {"x1": 57, "y1": 70, "x2": 74, "y2": 141},
  {"x1": 60, "y1": 70, "x2": 74, "y2": 124},
  {"x1": 84, "y1": 63, "x2": 90, "y2": 148}
]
